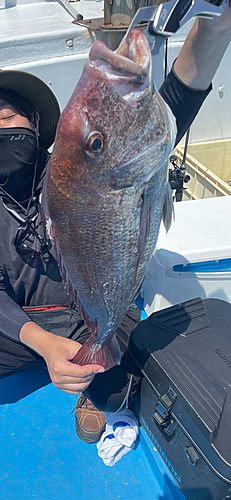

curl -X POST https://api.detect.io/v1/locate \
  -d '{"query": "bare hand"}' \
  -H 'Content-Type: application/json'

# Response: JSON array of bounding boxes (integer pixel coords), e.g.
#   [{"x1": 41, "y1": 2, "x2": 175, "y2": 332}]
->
[
  {"x1": 43, "y1": 335, "x2": 105, "y2": 394},
  {"x1": 20, "y1": 321, "x2": 105, "y2": 394}
]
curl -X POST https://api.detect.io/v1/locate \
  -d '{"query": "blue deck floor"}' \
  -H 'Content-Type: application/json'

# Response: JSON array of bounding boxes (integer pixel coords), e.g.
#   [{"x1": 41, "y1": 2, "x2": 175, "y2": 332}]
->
[
  {"x1": 0, "y1": 364, "x2": 186, "y2": 500},
  {"x1": 0, "y1": 299, "x2": 186, "y2": 500}
]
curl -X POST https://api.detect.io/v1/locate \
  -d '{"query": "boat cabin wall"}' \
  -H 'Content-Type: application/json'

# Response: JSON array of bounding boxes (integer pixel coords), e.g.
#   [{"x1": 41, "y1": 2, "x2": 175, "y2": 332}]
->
[
  {"x1": 0, "y1": 2, "x2": 230, "y2": 149},
  {"x1": 167, "y1": 20, "x2": 231, "y2": 145},
  {"x1": 2, "y1": 0, "x2": 53, "y2": 7}
]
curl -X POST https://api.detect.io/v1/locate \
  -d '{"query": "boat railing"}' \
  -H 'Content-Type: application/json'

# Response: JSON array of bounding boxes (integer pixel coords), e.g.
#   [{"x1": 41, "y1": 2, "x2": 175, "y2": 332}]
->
[{"x1": 174, "y1": 146, "x2": 231, "y2": 200}]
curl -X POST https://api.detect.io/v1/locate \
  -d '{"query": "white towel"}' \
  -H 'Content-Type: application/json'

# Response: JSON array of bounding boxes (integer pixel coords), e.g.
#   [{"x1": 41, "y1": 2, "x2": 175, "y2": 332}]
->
[{"x1": 97, "y1": 409, "x2": 139, "y2": 467}]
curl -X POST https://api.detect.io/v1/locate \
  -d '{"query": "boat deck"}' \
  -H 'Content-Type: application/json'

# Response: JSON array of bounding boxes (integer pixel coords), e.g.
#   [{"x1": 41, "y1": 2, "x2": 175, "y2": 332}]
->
[{"x1": 0, "y1": 363, "x2": 185, "y2": 500}]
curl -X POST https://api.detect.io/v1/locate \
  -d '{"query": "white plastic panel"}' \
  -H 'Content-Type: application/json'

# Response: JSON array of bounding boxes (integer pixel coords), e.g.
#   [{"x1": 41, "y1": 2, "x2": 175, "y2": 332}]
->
[
  {"x1": 167, "y1": 40, "x2": 231, "y2": 144},
  {"x1": 0, "y1": 1, "x2": 230, "y2": 145},
  {"x1": 2, "y1": 53, "x2": 89, "y2": 112}
]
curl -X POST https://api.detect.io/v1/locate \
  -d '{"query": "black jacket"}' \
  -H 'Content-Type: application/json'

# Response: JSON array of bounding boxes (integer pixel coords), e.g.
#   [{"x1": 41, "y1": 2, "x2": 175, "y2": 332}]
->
[{"x1": 0, "y1": 65, "x2": 211, "y2": 341}]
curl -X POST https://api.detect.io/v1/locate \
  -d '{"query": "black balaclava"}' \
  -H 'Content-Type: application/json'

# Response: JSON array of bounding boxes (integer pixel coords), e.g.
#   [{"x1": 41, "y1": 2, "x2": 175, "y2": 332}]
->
[{"x1": 0, "y1": 127, "x2": 48, "y2": 207}]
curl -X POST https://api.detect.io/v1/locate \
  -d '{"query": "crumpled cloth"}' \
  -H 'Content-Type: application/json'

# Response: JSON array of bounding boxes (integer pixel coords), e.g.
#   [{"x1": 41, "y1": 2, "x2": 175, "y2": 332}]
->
[{"x1": 97, "y1": 409, "x2": 139, "y2": 467}]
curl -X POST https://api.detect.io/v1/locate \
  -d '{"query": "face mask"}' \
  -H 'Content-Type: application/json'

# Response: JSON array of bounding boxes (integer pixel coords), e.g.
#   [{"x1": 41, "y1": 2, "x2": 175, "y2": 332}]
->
[{"x1": 0, "y1": 127, "x2": 39, "y2": 204}]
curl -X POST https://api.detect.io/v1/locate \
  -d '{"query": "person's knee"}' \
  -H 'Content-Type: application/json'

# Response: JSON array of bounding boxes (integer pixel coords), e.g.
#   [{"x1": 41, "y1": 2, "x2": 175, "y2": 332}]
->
[
  {"x1": 84, "y1": 365, "x2": 128, "y2": 412},
  {"x1": 84, "y1": 363, "x2": 142, "y2": 413}
]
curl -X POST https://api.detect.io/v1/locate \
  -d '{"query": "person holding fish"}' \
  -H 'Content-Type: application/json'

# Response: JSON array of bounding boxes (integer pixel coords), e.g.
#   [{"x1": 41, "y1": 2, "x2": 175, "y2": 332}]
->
[{"x1": 0, "y1": 2, "x2": 230, "y2": 449}]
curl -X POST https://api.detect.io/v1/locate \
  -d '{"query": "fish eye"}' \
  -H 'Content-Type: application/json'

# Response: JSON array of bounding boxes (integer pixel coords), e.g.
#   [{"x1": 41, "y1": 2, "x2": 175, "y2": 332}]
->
[{"x1": 85, "y1": 131, "x2": 104, "y2": 156}]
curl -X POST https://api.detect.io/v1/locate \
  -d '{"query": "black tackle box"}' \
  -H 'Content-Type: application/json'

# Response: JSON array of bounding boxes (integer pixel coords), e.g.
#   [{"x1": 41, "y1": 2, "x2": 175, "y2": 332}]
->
[{"x1": 130, "y1": 297, "x2": 231, "y2": 500}]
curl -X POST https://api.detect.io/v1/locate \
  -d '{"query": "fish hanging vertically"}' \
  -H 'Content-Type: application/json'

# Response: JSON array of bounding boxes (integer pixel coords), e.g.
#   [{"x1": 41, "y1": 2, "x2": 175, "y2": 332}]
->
[{"x1": 46, "y1": 30, "x2": 176, "y2": 370}]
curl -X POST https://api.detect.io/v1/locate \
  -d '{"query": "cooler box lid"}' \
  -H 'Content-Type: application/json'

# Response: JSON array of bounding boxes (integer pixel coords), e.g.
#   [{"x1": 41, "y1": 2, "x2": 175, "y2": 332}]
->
[
  {"x1": 130, "y1": 297, "x2": 231, "y2": 482},
  {"x1": 153, "y1": 196, "x2": 231, "y2": 268}
]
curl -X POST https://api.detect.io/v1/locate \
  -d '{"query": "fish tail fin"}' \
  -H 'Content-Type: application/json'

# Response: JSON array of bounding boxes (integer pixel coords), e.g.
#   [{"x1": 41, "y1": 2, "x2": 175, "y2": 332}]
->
[
  {"x1": 162, "y1": 181, "x2": 174, "y2": 232},
  {"x1": 72, "y1": 335, "x2": 121, "y2": 371}
]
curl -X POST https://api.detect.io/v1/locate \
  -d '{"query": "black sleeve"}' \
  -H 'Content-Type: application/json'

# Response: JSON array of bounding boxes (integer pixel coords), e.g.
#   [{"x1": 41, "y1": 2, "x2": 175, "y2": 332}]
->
[
  {"x1": 0, "y1": 267, "x2": 31, "y2": 340},
  {"x1": 159, "y1": 63, "x2": 212, "y2": 146}
]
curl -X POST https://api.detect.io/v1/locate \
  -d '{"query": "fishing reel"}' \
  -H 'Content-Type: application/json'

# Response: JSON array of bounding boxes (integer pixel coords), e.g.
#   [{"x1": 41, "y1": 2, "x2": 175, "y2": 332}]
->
[{"x1": 168, "y1": 155, "x2": 190, "y2": 202}]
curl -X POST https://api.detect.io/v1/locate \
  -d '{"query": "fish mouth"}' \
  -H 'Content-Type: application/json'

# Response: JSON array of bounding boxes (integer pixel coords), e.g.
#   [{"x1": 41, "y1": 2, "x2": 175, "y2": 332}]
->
[{"x1": 89, "y1": 30, "x2": 151, "y2": 101}]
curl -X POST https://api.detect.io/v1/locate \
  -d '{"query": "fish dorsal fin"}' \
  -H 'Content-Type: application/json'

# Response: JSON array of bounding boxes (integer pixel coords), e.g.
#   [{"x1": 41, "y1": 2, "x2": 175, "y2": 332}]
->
[{"x1": 162, "y1": 182, "x2": 174, "y2": 233}]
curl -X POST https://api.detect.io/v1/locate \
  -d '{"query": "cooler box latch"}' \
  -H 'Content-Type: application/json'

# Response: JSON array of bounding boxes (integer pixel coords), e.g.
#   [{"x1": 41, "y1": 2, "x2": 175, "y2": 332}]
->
[{"x1": 153, "y1": 386, "x2": 177, "y2": 426}]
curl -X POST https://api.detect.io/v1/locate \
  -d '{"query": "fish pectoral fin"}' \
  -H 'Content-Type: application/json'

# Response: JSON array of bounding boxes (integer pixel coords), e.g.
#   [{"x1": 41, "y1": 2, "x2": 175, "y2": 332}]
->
[
  {"x1": 162, "y1": 182, "x2": 174, "y2": 233},
  {"x1": 71, "y1": 334, "x2": 121, "y2": 371}
]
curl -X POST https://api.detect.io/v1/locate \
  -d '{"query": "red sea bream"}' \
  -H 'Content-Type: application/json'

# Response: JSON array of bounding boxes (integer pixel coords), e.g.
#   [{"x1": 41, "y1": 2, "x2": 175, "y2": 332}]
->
[{"x1": 46, "y1": 30, "x2": 176, "y2": 370}]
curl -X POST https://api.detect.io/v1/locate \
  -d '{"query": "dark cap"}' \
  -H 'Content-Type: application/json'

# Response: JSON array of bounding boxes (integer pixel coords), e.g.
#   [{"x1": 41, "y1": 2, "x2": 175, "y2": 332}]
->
[{"x1": 0, "y1": 69, "x2": 60, "y2": 150}]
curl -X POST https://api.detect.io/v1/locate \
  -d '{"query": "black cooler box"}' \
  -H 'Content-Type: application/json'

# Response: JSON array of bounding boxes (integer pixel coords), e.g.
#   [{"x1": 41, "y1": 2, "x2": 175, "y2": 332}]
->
[{"x1": 130, "y1": 298, "x2": 231, "y2": 500}]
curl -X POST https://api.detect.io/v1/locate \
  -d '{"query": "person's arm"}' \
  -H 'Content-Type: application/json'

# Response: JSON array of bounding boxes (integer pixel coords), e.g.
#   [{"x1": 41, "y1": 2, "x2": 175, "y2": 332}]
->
[
  {"x1": 0, "y1": 267, "x2": 33, "y2": 338},
  {"x1": 20, "y1": 322, "x2": 104, "y2": 394},
  {"x1": 0, "y1": 269, "x2": 104, "y2": 393},
  {"x1": 159, "y1": 3, "x2": 231, "y2": 144},
  {"x1": 174, "y1": 2, "x2": 231, "y2": 90}
]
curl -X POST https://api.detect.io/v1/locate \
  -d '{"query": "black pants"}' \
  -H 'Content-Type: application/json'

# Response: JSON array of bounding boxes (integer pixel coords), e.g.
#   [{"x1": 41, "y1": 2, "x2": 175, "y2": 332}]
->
[{"x1": 0, "y1": 306, "x2": 142, "y2": 412}]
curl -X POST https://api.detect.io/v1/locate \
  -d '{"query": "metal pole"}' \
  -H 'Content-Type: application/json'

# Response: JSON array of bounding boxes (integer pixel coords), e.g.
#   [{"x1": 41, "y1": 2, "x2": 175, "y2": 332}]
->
[{"x1": 57, "y1": 0, "x2": 83, "y2": 21}]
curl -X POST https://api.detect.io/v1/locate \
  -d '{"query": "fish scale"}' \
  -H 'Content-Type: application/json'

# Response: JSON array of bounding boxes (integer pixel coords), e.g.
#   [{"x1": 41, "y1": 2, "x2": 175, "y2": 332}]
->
[{"x1": 47, "y1": 30, "x2": 176, "y2": 370}]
